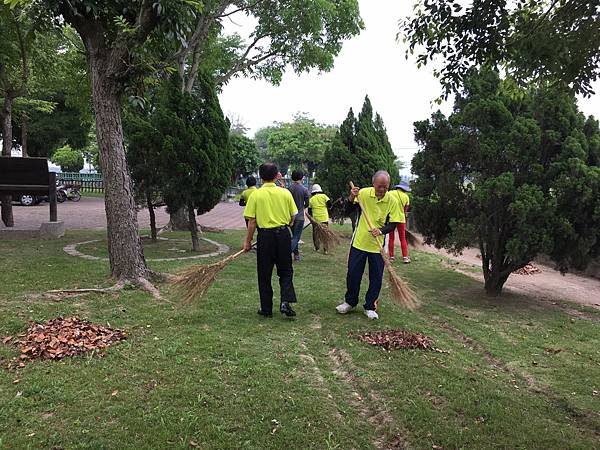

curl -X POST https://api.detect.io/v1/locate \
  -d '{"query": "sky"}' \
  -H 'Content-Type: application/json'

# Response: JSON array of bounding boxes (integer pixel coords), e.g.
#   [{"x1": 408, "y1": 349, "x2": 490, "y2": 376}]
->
[{"x1": 219, "y1": 1, "x2": 599, "y2": 175}]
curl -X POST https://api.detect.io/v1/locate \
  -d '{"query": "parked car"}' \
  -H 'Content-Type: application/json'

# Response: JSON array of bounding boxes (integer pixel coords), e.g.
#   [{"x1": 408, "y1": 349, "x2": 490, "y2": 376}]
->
[{"x1": 13, "y1": 194, "x2": 47, "y2": 206}]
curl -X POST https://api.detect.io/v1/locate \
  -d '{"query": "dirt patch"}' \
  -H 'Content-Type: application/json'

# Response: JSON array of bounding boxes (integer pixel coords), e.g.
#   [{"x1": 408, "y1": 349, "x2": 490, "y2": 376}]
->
[{"x1": 423, "y1": 242, "x2": 600, "y2": 311}]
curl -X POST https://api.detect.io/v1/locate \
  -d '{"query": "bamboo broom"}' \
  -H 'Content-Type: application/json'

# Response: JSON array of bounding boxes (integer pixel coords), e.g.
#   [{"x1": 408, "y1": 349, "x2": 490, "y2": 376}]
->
[
  {"x1": 304, "y1": 211, "x2": 340, "y2": 253},
  {"x1": 349, "y1": 182, "x2": 419, "y2": 310},
  {"x1": 175, "y1": 243, "x2": 255, "y2": 304}
]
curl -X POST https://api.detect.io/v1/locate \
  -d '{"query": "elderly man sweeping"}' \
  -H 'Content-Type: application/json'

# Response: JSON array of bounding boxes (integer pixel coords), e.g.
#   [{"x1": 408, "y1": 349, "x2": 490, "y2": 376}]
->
[{"x1": 336, "y1": 171, "x2": 402, "y2": 320}]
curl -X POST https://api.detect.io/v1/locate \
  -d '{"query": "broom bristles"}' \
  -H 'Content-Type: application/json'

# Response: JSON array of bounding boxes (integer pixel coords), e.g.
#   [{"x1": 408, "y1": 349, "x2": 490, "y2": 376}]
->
[
  {"x1": 405, "y1": 230, "x2": 421, "y2": 248},
  {"x1": 387, "y1": 267, "x2": 420, "y2": 310},
  {"x1": 306, "y1": 213, "x2": 341, "y2": 251},
  {"x1": 174, "y1": 249, "x2": 245, "y2": 304}
]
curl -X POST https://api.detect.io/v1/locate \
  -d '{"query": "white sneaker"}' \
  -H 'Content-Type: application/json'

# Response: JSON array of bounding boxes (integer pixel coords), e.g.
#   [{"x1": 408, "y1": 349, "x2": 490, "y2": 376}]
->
[
  {"x1": 403, "y1": 256, "x2": 411, "y2": 264},
  {"x1": 364, "y1": 310, "x2": 379, "y2": 320},
  {"x1": 335, "y1": 302, "x2": 355, "y2": 314}
]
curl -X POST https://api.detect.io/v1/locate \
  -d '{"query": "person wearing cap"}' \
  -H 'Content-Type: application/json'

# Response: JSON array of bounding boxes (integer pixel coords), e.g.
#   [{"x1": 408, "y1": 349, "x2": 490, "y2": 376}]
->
[
  {"x1": 335, "y1": 170, "x2": 402, "y2": 320},
  {"x1": 387, "y1": 181, "x2": 411, "y2": 263},
  {"x1": 243, "y1": 163, "x2": 298, "y2": 318},
  {"x1": 308, "y1": 184, "x2": 332, "y2": 254},
  {"x1": 239, "y1": 175, "x2": 258, "y2": 227},
  {"x1": 288, "y1": 170, "x2": 309, "y2": 262}
]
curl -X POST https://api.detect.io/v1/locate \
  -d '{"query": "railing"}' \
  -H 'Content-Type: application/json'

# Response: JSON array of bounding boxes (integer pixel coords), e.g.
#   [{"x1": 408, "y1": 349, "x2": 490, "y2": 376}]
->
[{"x1": 57, "y1": 173, "x2": 104, "y2": 193}]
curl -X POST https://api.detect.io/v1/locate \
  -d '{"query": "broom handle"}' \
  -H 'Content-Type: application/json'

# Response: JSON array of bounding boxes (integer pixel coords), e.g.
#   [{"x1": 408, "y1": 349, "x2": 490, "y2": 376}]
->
[{"x1": 349, "y1": 182, "x2": 390, "y2": 266}]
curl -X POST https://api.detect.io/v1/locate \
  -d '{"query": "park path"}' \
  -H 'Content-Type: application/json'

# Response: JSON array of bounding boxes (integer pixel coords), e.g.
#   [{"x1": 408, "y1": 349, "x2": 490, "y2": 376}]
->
[
  {"x1": 2, "y1": 197, "x2": 246, "y2": 231},
  {"x1": 4, "y1": 198, "x2": 599, "y2": 309}
]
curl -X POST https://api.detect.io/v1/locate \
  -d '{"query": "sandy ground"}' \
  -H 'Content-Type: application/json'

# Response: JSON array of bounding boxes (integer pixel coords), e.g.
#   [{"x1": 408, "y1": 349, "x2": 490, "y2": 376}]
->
[
  {"x1": 4, "y1": 199, "x2": 599, "y2": 310},
  {"x1": 419, "y1": 243, "x2": 600, "y2": 310}
]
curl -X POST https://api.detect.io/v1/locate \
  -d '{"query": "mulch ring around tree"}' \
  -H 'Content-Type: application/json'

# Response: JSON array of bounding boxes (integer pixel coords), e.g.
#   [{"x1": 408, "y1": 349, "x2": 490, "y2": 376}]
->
[
  {"x1": 2, "y1": 316, "x2": 126, "y2": 368},
  {"x1": 355, "y1": 329, "x2": 443, "y2": 352}
]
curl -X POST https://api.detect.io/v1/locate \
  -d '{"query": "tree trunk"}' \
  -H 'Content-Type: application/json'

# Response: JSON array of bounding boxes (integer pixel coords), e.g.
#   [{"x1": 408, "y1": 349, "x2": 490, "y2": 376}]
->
[
  {"x1": 89, "y1": 51, "x2": 148, "y2": 279},
  {"x1": 1, "y1": 96, "x2": 14, "y2": 227},
  {"x1": 21, "y1": 113, "x2": 28, "y2": 157},
  {"x1": 483, "y1": 268, "x2": 510, "y2": 297},
  {"x1": 188, "y1": 203, "x2": 200, "y2": 252},
  {"x1": 146, "y1": 190, "x2": 157, "y2": 243},
  {"x1": 170, "y1": 206, "x2": 191, "y2": 230}
]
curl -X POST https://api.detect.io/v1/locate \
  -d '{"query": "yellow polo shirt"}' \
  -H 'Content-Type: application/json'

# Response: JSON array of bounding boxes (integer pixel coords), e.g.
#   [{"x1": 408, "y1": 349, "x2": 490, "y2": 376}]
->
[
  {"x1": 389, "y1": 190, "x2": 410, "y2": 223},
  {"x1": 244, "y1": 182, "x2": 297, "y2": 228},
  {"x1": 240, "y1": 186, "x2": 257, "y2": 204},
  {"x1": 309, "y1": 193, "x2": 330, "y2": 222},
  {"x1": 352, "y1": 187, "x2": 402, "y2": 253}
]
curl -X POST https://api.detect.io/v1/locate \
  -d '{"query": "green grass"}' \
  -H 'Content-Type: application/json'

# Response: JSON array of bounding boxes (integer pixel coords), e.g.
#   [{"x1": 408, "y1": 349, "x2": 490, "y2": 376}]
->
[
  {"x1": 77, "y1": 232, "x2": 218, "y2": 259},
  {"x1": 0, "y1": 226, "x2": 599, "y2": 449}
]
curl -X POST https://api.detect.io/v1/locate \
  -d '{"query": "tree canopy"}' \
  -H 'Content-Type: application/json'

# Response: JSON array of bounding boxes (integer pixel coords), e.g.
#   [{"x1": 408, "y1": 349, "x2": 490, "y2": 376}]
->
[
  {"x1": 51, "y1": 144, "x2": 84, "y2": 172},
  {"x1": 411, "y1": 70, "x2": 600, "y2": 296},
  {"x1": 401, "y1": 1, "x2": 600, "y2": 98},
  {"x1": 263, "y1": 114, "x2": 337, "y2": 175},
  {"x1": 230, "y1": 131, "x2": 259, "y2": 183},
  {"x1": 318, "y1": 96, "x2": 400, "y2": 220}
]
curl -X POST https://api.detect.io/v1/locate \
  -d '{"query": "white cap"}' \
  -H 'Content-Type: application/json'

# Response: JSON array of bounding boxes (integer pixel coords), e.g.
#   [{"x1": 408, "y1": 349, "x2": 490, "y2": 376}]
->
[{"x1": 310, "y1": 184, "x2": 323, "y2": 194}]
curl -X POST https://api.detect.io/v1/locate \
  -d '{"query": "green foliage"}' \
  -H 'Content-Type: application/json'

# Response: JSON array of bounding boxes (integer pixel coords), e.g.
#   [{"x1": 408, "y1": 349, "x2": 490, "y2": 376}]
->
[
  {"x1": 265, "y1": 113, "x2": 337, "y2": 174},
  {"x1": 411, "y1": 70, "x2": 600, "y2": 295},
  {"x1": 229, "y1": 132, "x2": 259, "y2": 182},
  {"x1": 318, "y1": 96, "x2": 400, "y2": 219},
  {"x1": 125, "y1": 74, "x2": 232, "y2": 218},
  {"x1": 401, "y1": 1, "x2": 600, "y2": 97},
  {"x1": 51, "y1": 143, "x2": 83, "y2": 172},
  {"x1": 205, "y1": 0, "x2": 364, "y2": 86}
]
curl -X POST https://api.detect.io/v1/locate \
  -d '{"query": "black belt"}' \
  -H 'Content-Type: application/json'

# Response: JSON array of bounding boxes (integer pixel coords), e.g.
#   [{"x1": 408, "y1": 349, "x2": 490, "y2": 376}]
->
[{"x1": 258, "y1": 226, "x2": 289, "y2": 232}]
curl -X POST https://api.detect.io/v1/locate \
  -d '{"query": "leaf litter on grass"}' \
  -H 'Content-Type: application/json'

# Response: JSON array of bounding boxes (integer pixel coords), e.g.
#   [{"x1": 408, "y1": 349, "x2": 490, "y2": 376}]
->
[
  {"x1": 356, "y1": 329, "x2": 438, "y2": 352},
  {"x1": 4, "y1": 316, "x2": 126, "y2": 366}
]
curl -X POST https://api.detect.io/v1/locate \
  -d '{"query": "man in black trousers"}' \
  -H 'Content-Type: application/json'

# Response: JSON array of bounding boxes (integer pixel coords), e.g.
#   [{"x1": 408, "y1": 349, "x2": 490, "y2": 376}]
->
[{"x1": 243, "y1": 163, "x2": 298, "y2": 317}]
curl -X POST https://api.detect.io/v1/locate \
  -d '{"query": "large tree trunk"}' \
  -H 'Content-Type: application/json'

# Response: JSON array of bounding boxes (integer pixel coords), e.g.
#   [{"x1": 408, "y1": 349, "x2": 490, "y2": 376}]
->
[
  {"x1": 170, "y1": 206, "x2": 191, "y2": 230},
  {"x1": 1, "y1": 96, "x2": 14, "y2": 227},
  {"x1": 146, "y1": 190, "x2": 157, "y2": 243},
  {"x1": 89, "y1": 51, "x2": 148, "y2": 279},
  {"x1": 483, "y1": 270, "x2": 510, "y2": 297},
  {"x1": 188, "y1": 203, "x2": 200, "y2": 252}
]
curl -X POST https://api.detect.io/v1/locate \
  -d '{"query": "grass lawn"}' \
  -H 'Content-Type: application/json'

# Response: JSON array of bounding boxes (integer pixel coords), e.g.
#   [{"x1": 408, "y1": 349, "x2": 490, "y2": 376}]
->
[{"x1": 0, "y1": 226, "x2": 598, "y2": 449}]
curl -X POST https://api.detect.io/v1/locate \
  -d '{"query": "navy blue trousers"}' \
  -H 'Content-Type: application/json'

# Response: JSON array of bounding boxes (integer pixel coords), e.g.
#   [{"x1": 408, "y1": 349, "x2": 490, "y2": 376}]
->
[
  {"x1": 290, "y1": 217, "x2": 305, "y2": 255},
  {"x1": 344, "y1": 246, "x2": 384, "y2": 311}
]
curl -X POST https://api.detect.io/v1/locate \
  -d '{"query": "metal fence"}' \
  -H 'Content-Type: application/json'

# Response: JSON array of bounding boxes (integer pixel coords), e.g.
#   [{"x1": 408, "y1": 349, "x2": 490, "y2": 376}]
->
[{"x1": 57, "y1": 173, "x2": 104, "y2": 193}]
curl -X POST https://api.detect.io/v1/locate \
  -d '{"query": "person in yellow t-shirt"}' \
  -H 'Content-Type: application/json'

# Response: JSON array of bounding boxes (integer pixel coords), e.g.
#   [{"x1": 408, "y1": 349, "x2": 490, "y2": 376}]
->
[
  {"x1": 387, "y1": 181, "x2": 411, "y2": 263},
  {"x1": 243, "y1": 163, "x2": 298, "y2": 318},
  {"x1": 308, "y1": 184, "x2": 332, "y2": 254},
  {"x1": 335, "y1": 171, "x2": 402, "y2": 320},
  {"x1": 239, "y1": 175, "x2": 258, "y2": 227}
]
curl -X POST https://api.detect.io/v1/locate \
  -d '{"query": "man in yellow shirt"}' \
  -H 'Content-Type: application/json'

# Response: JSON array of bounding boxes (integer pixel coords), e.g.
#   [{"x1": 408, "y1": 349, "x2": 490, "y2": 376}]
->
[
  {"x1": 244, "y1": 163, "x2": 298, "y2": 317},
  {"x1": 335, "y1": 171, "x2": 402, "y2": 320},
  {"x1": 387, "y1": 181, "x2": 411, "y2": 263},
  {"x1": 239, "y1": 175, "x2": 257, "y2": 227},
  {"x1": 308, "y1": 184, "x2": 332, "y2": 253}
]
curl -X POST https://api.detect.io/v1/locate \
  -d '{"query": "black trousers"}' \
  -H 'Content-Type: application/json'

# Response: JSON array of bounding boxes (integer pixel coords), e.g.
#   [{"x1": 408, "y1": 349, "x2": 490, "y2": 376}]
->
[{"x1": 257, "y1": 226, "x2": 297, "y2": 313}]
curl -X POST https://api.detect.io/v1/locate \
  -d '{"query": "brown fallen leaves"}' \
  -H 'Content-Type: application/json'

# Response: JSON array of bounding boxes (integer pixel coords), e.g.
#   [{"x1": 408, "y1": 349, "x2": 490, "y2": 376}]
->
[
  {"x1": 357, "y1": 329, "x2": 435, "y2": 352},
  {"x1": 513, "y1": 263, "x2": 542, "y2": 275},
  {"x1": 4, "y1": 316, "x2": 125, "y2": 365}
]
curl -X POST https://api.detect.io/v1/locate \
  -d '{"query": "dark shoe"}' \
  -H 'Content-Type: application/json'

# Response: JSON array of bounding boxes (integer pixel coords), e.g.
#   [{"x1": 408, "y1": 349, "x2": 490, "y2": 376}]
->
[
  {"x1": 294, "y1": 254, "x2": 301, "y2": 262},
  {"x1": 257, "y1": 309, "x2": 273, "y2": 318},
  {"x1": 280, "y1": 302, "x2": 296, "y2": 317}
]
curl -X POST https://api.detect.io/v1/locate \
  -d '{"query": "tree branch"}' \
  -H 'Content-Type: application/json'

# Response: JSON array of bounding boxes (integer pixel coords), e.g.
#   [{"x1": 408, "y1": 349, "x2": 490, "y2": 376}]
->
[
  {"x1": 215, "y1": 35, "x2": 275, "y2": 85},
  {"x1": 217, "y1": 0, "x2": 265, "y2": 19}
]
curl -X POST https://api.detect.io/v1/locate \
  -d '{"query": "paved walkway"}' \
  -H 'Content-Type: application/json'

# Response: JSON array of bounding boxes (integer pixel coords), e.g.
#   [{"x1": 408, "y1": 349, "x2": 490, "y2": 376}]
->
[{"x1": 1, "y1": 197, "x2": 246, "y2": 231}]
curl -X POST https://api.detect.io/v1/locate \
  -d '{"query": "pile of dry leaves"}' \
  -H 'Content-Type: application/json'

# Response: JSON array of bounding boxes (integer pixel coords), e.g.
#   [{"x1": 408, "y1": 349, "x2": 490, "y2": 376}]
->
[
  {"x1": 357, "y1": 329, "x2": 434, "y2": 351},
  {"x1": 2, "y1": 316, "x2": 125, "y2": 365},
  {"x1": 513, "y1": 263, "x2": 542, "y2": 275}
]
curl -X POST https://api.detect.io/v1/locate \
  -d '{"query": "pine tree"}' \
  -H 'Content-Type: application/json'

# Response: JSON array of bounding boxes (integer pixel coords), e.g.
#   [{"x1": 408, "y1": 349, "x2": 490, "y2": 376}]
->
[
  {"x1": 152, "y1": 74, "x2": 232, "y2": 251},
  {"x1": 318, "y1": 97, "x2": 399, "y2": 221}
]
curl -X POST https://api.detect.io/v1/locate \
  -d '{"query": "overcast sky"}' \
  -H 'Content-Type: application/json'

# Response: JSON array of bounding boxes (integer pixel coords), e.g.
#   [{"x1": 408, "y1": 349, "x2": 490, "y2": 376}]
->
[{"x1": 218, "y1": 1, "x2": 600, "y2": 174}]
